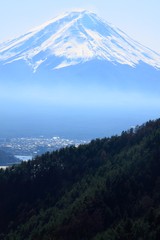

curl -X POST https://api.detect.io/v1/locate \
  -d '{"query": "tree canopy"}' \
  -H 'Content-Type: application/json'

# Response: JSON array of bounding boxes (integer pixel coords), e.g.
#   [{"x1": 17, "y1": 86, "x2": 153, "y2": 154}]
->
[{"x1": 1, "y1": 119, "x2": 160, "y2": 239}]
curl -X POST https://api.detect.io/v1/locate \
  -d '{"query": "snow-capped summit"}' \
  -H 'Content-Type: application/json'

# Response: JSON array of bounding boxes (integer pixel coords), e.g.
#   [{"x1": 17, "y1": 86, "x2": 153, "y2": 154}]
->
[
  {"x1": 1, "y1": 10, "x2": 160, "y2": 140},
  {"x1": 0, "y1": 10, "x2": 160, "y2": 71}
]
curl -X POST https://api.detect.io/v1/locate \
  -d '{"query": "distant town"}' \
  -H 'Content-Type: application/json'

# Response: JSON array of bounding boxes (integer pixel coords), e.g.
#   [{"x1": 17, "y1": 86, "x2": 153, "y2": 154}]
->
[{"x1": 0, "y1": 136, "x2": 89, "y2": 161}]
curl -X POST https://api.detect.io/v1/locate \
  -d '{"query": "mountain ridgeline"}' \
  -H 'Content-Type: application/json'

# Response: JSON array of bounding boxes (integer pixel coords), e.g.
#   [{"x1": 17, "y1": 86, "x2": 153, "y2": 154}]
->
[{"x1": 1, "y1": 118, "x2": 160, "y2": 239}]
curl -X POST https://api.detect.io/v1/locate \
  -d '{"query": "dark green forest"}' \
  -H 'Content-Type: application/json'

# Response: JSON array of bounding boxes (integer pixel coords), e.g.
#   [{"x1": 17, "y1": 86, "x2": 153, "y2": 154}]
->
[{"x1": 1, "y1": 119, "x2": 160, "y2": 239}]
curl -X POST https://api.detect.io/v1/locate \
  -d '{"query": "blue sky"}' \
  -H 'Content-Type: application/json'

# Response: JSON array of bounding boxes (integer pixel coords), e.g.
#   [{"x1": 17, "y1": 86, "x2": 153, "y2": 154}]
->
[{"x1": 0, "y1": 0, "x2": 160, "y2": 53}]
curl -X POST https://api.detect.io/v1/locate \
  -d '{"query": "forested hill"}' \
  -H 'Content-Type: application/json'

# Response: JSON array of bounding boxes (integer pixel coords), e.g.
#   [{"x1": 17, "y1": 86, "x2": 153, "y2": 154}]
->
[
  {"x1": 0, "y1": 150, "x2": 18, "y2": 166},
  {"x1": 1, "y1": 119, "x2": 160, "y2": 239}
]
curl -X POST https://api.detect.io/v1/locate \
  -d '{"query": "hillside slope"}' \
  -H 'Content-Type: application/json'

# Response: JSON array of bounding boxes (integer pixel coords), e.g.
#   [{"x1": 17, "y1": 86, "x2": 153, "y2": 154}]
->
[
  {"x1": 0, "y1": 119, "x2": 160, "y2": 239},
  {"x1": 0, "y1": 150, "x2": 18, "y2": 166}
]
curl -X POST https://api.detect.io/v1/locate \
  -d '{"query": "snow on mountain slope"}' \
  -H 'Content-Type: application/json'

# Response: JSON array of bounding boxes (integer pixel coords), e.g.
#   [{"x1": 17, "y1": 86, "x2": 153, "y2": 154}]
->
[{"x1": 0, "y1": 10, "x2": 160, "y2": 71}]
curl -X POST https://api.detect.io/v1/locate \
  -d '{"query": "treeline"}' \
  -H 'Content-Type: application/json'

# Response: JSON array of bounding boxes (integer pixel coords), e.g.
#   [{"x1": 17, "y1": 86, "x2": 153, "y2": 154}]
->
[{"x1": 0, "y1": 119, "x2": 160, "y2": 239}]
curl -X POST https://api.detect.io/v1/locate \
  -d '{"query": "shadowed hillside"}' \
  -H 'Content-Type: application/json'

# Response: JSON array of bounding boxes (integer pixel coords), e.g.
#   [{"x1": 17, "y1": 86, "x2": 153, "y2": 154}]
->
[{"x1": 0, "y1": 118, "x2": 160, "y2": 239}]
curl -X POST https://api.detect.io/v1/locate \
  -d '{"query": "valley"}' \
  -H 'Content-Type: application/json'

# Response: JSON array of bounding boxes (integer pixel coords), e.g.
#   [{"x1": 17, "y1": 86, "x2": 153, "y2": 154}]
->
[{"x1": 0, "y1": 136, "x2": 88, "y2": 165}]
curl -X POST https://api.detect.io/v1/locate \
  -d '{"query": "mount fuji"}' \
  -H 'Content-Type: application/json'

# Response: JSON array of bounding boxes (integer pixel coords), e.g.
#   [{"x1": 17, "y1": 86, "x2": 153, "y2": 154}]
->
[
  {"x1": 1, "y1": 10, "x2": 160, "y2": 139},
  {"x1": 1, "y1": 10, "x2": 160, "y2": 71}
]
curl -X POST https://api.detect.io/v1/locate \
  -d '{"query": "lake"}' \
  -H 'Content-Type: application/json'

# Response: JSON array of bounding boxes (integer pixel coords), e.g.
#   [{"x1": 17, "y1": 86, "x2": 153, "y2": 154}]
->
[{"x1": 15, "y1": 155, "x2": 32, "y2": 161}]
